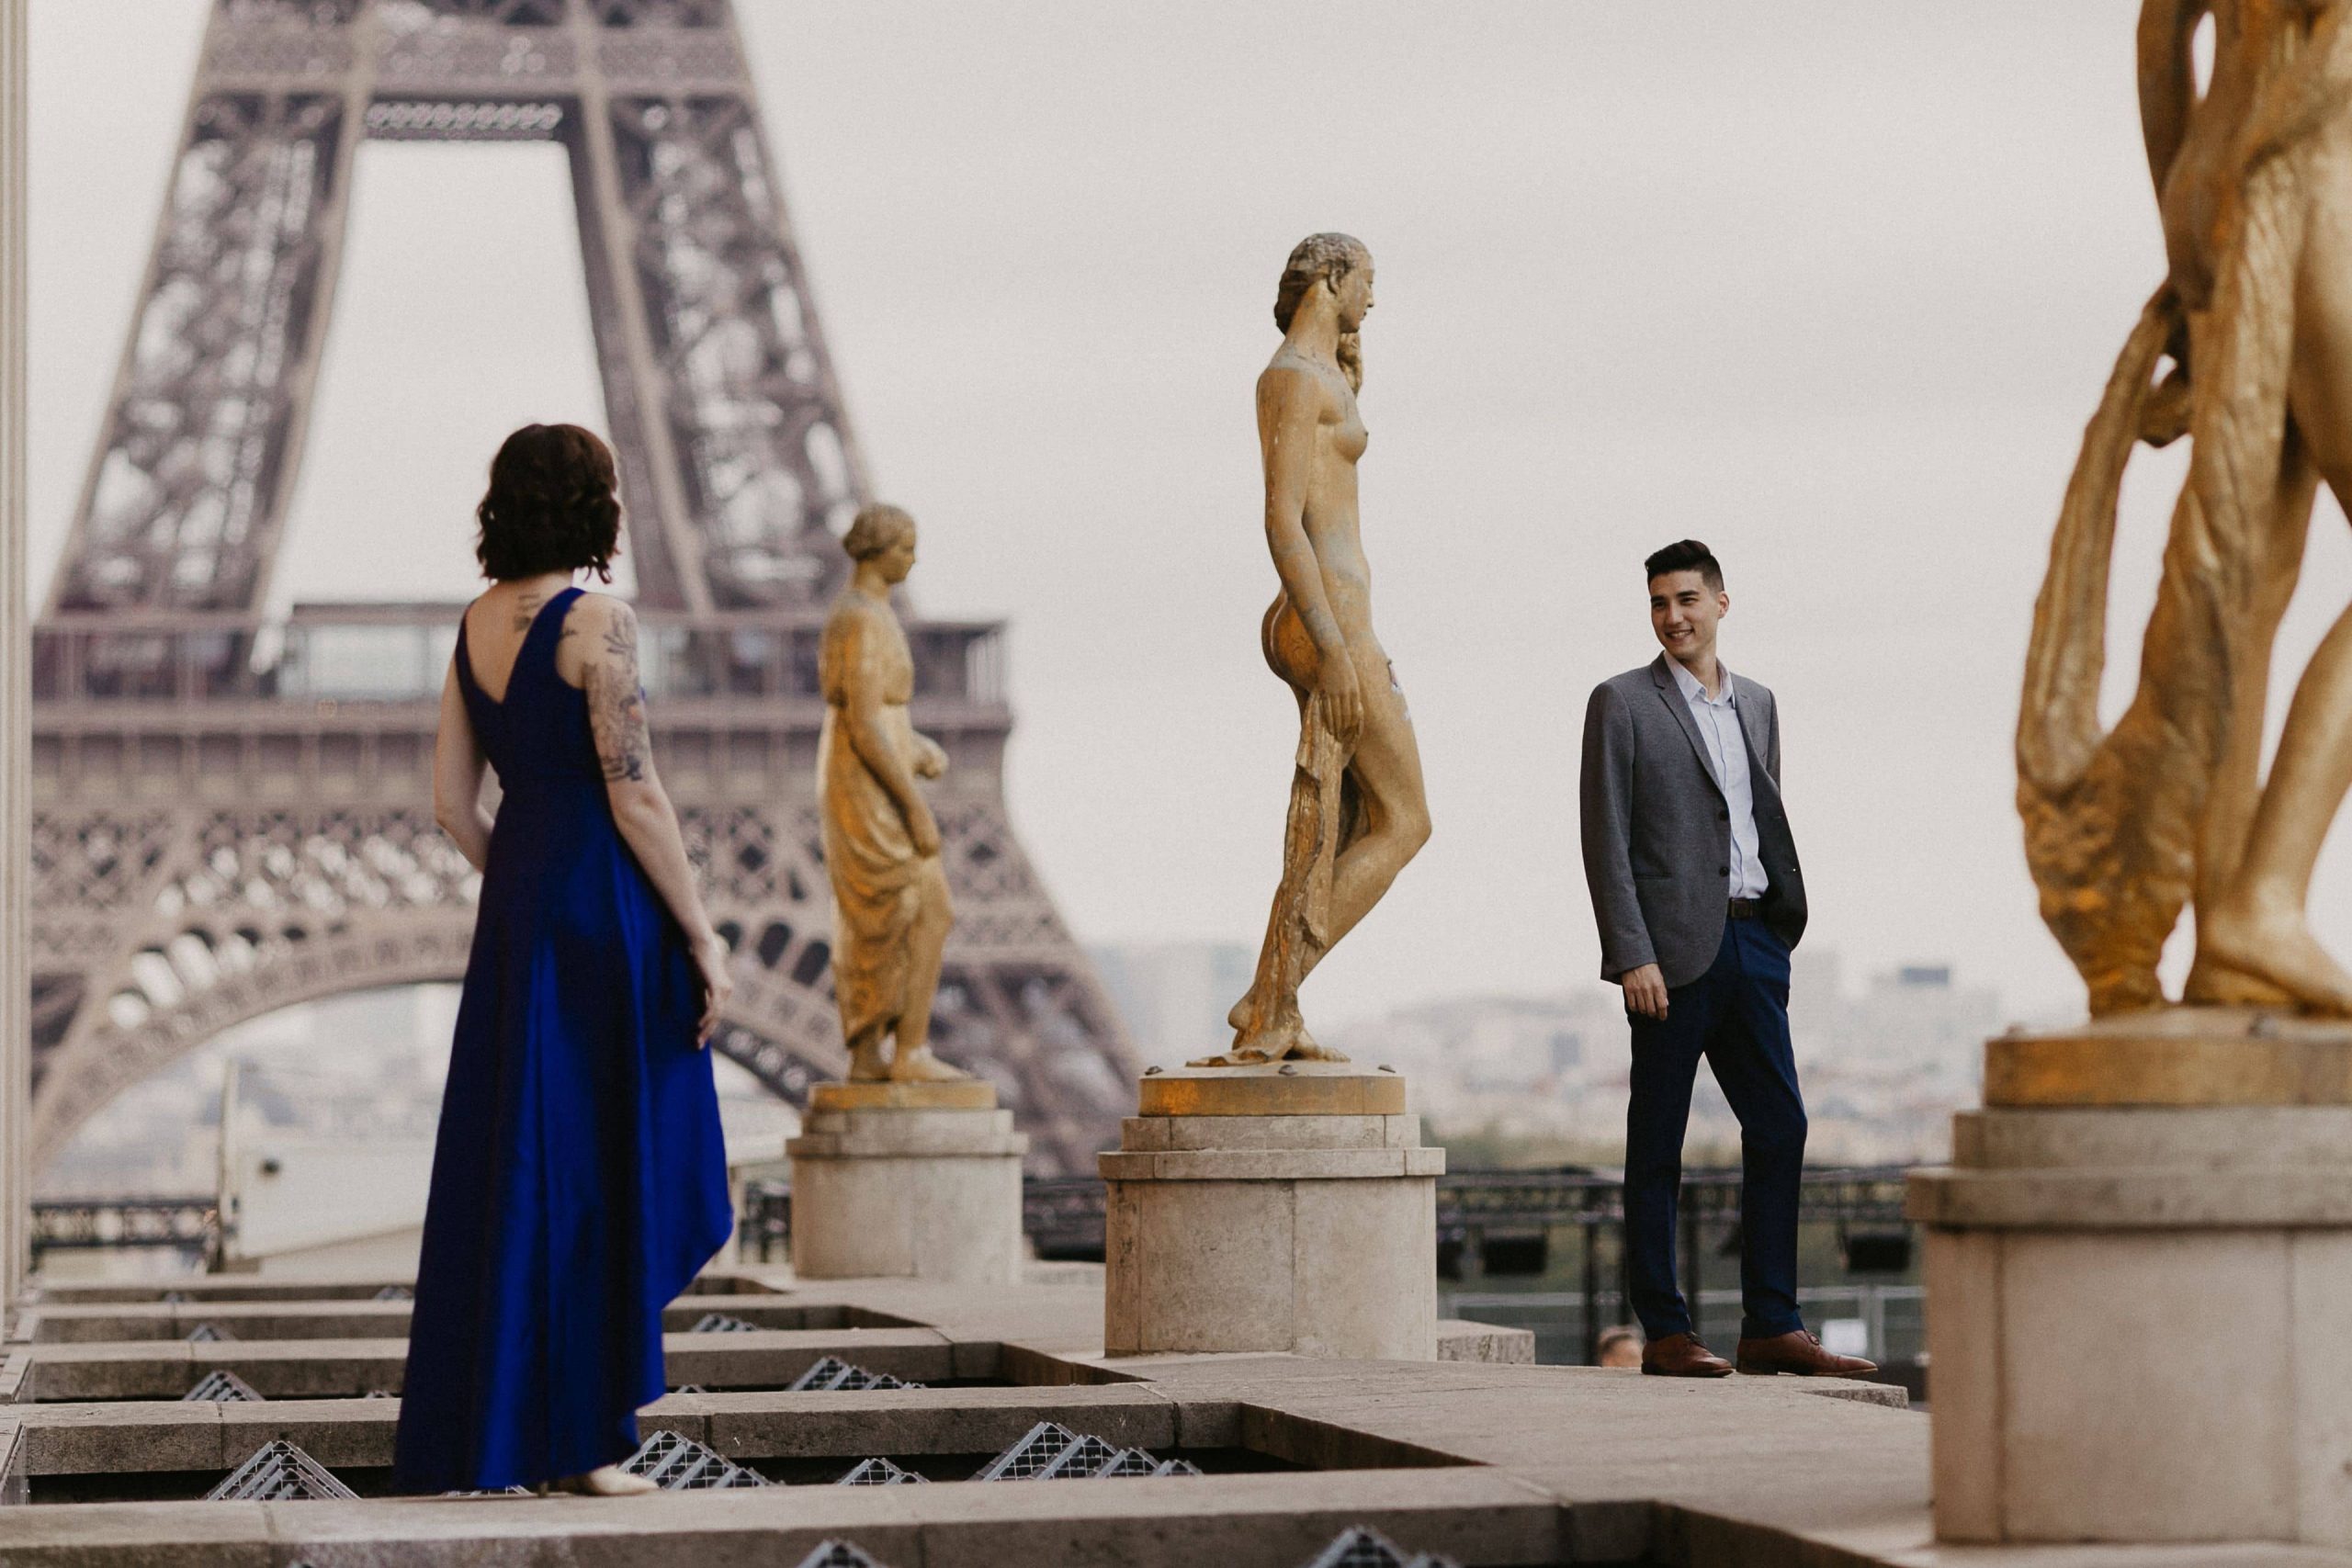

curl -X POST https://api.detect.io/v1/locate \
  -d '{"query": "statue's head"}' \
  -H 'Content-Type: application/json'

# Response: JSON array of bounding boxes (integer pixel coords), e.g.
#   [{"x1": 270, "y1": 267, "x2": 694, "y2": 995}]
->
[
  {"x1": 842, "y1": 502, "x2": 918, "y2": 584},
  {"x1": 1274, "y1": 233, "x2": 1373, "y2": 390},
  {"x1": 475, "y1": 423, "x2": 621, "y2": 582}
]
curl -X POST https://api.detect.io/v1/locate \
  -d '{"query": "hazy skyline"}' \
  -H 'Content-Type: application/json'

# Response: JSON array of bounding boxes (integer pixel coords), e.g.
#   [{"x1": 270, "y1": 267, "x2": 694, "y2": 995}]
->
[{"x1": 25, "y1": 2, "x2": 2352, "y2": 1032}]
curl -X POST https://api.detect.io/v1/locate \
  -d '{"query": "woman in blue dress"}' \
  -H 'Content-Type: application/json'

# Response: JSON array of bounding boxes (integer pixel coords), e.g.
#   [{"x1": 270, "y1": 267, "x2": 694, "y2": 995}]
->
[{"x1": 392, "y1": 423, "x2": 736, "y2": 1497}]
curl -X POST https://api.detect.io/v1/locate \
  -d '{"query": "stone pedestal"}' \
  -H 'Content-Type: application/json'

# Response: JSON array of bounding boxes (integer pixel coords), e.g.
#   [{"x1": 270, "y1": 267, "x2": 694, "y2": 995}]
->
[
  {"x1": 1101, "y1": 1064, "x2": 1442, "y2": 1360},
  {"x1": 787, "y1": 1080, "x2": 1026, "y2": 1285},
  {"x1": 1908, "y1": 1010, "x2": 2352, "y2": 1548}
]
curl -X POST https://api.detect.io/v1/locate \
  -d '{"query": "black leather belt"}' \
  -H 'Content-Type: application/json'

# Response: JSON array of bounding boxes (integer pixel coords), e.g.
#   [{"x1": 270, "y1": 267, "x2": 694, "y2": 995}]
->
[{"x1": 1727, "y1": 898, "x2": 1762, "y2": 919}]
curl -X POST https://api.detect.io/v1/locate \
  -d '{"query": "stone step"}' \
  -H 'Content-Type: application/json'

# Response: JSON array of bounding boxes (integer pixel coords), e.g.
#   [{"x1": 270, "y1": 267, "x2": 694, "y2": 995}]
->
[{"x1": 14, "y1": 1328, "x2": 986, "y2": 1402}]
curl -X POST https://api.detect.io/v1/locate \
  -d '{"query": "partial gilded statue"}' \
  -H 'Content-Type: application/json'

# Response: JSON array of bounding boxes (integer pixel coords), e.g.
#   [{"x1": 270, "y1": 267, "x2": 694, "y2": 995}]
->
[
  {"x1": 2023, "y1": 0, "x2": 2352, "y2": 1014},
  {"x1": 1206, "y1": 233, "x2": 1431, "y2": 1065},
  {"x1": 818, "y1": 504, "x2": 970, "y2": 1082}
]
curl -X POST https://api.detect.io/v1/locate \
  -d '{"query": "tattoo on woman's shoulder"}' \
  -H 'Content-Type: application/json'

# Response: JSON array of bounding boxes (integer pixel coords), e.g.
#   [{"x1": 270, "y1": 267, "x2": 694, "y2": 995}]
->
[{"x1": 602, "y1": 603, "x2": 639, "y2": 663}]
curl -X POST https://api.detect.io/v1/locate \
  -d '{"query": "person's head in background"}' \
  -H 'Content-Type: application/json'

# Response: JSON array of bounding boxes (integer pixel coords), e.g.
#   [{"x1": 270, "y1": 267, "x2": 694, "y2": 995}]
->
[{"x1": 1596, "y1": 1325, "x2": 1645, "y2": 1369}]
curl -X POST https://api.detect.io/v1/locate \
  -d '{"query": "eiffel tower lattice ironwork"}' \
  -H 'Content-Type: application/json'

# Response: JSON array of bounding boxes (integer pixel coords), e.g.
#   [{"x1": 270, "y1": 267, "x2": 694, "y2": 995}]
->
[{"x1": 27, "y1": 0, "x2": 1138, "y2": 1175}]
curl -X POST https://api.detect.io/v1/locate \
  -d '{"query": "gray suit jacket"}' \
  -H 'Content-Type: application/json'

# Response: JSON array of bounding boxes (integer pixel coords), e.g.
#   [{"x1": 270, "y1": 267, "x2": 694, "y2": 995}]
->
[{"x1": 1578, "y1": 655, "x2": 1806, "y2": 988}]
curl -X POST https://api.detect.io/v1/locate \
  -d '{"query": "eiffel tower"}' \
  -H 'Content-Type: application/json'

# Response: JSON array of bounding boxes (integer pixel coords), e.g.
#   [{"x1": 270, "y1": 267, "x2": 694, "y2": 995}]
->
[{"x1": 26, "y1": 0, "x2": 1138, "y2": 1176}]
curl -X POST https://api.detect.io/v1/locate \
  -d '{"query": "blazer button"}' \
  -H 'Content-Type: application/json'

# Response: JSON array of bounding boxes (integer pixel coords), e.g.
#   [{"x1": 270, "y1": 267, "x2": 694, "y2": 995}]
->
[
  {"x1": 1718, "y1": 865, "x2": 1729, "y2": 876},
  {"x1": 1717, "y1": 807, "x2": 1728, "y2": 820}
]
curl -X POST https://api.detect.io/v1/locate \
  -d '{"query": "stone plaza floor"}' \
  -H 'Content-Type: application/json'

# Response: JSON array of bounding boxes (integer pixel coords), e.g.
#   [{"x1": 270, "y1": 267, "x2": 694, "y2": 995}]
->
[{"x1": 0, "y1": 1263, "x2": 2335, "y2": 1567}]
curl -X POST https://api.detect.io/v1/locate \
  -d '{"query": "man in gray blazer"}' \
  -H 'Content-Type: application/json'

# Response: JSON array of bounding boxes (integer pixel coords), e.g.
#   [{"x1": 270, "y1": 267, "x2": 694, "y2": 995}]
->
[{"x1": 1579, "y1": 539, "x2": 1872, "y2": 1380}]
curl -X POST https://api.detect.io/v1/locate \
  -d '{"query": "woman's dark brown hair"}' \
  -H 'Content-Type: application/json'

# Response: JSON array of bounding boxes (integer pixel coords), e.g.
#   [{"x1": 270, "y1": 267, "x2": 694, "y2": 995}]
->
[{"x1": 474, "y1": 423, "x2": 622, "y2": 582}]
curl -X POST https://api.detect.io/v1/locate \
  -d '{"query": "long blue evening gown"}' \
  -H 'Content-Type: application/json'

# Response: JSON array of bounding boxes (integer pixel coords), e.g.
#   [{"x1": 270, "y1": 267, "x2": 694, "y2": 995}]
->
[{"x1": 391, "y1": 587, "x2": 732, "y2": 1494}]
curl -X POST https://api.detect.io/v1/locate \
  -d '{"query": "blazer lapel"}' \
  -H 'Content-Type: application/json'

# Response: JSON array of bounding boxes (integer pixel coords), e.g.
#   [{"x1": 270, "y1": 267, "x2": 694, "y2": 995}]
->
[
  {"x1": 1733, "y1": 676, "x2": 1771, "y2": 777},
  {"x1": 1649, "y1": 655, "x2": 1725, "y2": 800},
  {"x1": 1727, "y1": 674, "x2": 1789, "y2": 820}
]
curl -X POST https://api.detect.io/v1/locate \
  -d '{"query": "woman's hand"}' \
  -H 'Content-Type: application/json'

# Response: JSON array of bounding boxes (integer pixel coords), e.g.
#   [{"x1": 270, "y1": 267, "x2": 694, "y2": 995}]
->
[
  {"x1": 907, "y1": 798, "x2": 943, "y2": 858},
  {"x1": 1317, "y1": 654, "x2": 1363, "y2": 746},
  {"x1": 691, "y1": 931, "x2": 734, "y2": 1046}
]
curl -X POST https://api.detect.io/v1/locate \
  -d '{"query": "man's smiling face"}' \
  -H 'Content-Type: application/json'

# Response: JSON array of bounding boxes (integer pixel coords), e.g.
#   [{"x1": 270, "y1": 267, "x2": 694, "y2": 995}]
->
[{"x1": 1649, "y1": 569, "x2": 1727, "y2": 666}]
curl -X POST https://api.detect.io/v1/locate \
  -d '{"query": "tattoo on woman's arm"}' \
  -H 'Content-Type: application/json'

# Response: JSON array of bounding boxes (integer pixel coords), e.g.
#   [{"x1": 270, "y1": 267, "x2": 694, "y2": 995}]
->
[{"x1": 590, "y1": 606, "x2": 651, "y2": 784}]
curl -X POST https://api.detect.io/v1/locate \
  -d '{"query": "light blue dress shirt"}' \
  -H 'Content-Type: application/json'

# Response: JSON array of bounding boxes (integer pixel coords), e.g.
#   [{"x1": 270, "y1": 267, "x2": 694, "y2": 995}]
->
[{"x1": 1668, "y1": 657, "x2": 1770, "y2": 899}]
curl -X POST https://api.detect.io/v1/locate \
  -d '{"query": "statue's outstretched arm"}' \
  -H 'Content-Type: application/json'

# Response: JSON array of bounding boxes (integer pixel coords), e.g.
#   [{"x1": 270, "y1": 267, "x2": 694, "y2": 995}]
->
[{"x1": 2139, "y1": 0, "x2": 2209, "y2": 198}]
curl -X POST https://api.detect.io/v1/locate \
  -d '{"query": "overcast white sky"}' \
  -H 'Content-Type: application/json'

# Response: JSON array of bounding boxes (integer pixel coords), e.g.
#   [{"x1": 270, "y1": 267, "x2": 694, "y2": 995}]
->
[{"x1": 27, "y1": 2, "x2": 2352, "y2": 1030}]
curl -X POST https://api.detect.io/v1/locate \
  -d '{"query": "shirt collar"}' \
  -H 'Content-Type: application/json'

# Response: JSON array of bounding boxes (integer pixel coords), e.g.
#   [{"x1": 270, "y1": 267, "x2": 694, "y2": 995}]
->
[{"x1": 1668, "y1": 656, "x2": 1733, "y2": 706}]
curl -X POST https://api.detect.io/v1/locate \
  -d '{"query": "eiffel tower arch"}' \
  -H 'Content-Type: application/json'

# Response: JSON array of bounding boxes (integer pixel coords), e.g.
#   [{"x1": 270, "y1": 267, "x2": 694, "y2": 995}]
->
[{"x1": 28, "y1": 0, "x2": 1139, "y2": 1176}]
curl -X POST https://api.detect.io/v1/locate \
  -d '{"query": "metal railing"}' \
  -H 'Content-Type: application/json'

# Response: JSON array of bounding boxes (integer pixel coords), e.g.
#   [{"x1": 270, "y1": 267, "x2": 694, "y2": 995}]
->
[
  {"x1": 738, "y1": 1176, "x2": 790, "y2": 1262},
  {"x1": 1425, "y1": 1166, "x2": 1915, "y2": 1368},
  {"x1": 743, "y1": 1167, "x2": 1921, "y2": 1365},
  {"x1": 1012, "y1": 1163, "x2": 1911, "y2": 1257},
  {"x1": 45, "y1": 1168, "x2": 1924, "y2": 1372},
  {"x1": 1442, "y1": 1282, "x2": 1928, "y2": 1372},
  {"x1": 30, "y1": 1195, "x2": 220, "y2": 1269}
]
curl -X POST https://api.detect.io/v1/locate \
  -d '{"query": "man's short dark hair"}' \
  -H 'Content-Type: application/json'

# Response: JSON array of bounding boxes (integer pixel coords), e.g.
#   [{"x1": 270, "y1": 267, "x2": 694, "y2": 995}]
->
[{"x1": 1645, "y1": 538, "x2": 1723, "y2": 591}]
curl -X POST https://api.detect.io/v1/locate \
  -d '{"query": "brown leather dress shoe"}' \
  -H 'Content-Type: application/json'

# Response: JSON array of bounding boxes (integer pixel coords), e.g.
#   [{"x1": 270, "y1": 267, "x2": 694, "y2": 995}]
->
[
  {"x1": 1735, "y1": 1330, "x2": 1878, "y2": 1377},
  {"x1": 1640, "y1": 1331, "x2": 1735, "y2": 1377}
]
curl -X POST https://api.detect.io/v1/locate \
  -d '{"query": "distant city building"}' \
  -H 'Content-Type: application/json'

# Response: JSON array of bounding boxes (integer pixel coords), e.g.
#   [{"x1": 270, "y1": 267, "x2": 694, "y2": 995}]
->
[
  {"x1": 1329, "y1": 991, "x2": 1628, "y2": 1146},
  {"x1": 1319, "y1": 952, "x2": 2002, "y2": 1166},
  {"x1": 1846, "y1": 964, "x2": 2000, "y2": 1076},
  {"x1": 44, "y1": 946, "x2": 2004, "y2": 1198},
  {"x1": 1088, "y1": 942, "x2": 1255, "y2": 1065}
]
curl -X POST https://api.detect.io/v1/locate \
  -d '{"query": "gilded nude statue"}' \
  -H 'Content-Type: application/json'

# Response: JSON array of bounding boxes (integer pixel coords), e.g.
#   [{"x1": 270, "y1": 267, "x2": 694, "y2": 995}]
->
[
  {"x1": 2023, "y1": 0, "x2": 2352, "y2": 1013},
  {"x1": 1203, "y1": 233, "x2": 1432, "y2": 1065},
  {"x1": 2013, "y1": 0, "x2": 2352, "y2": 1010},
  {"x1": 817, "y1": 503, "x2": 970, "y2": 1081}
]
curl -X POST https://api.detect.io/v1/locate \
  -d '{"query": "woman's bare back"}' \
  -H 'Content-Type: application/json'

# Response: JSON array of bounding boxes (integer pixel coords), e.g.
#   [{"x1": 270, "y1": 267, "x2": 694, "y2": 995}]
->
[{"x1": 462, "y1": 576, "x2": 587, "y2": 703}]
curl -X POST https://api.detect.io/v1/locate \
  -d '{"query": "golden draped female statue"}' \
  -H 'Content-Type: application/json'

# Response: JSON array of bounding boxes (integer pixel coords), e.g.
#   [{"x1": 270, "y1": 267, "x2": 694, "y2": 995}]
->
[
  {"x1": 2025, "y1": 0, "x2": 2352, "y2": 1014},
  {"x1": 817, "y1": 504, "x2": 970, "y2": 1082}
]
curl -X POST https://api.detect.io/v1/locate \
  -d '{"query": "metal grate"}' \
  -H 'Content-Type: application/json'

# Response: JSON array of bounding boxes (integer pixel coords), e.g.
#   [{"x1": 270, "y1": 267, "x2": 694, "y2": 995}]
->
[
  {"x1": 792, "y1": 1544, "x2": 889, "y2": 1568},
  {"x1": 373, "y1": 1284, "x2": 413, "y2": 1302},
  {"x1": 969, "y1": 1423, "x2": 1195, "y2": 1481},
  {"x1": 1037, "y1": 1433, "x2": 1121, "y2": 1480},
  {"x1": 788, "y1": 1356, "x2": 855, "y2": 1390},
  {"x1": 786, "y1": 1356, "x2": 922, "y2": 1392},
  {"x1": 688, "y1": 1312, "x2": 760, "y2": 1334},
  {"x1": 206, "y1": 1439, "x2": 357, "y2": 1502},
  {"x1": 185, "y1": 1323, "x2": 233, "y2": 1343},
  {"x1": 160, "y1": 1290, "x2": 189, "y2": 1303},
  {"x1": 442, "y1": 1485, "x2": 533, "y2": 1497},
  {"x1": 1300, "y1": 1528, "x2": 1460, "y2": 1568},
  {"x1": 621, "y1": 1428, "x2": 772, "y2": 1490},
  {"x1": 836, "y1": 1456, "x2": 929, "y2": 1486},
  {"x1": 970, "y1": 1420, "x2": 1080, "y2": 1481},
  {"x1": 185, "y1": 1369, "x2": 263, "y2": 1403}
]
